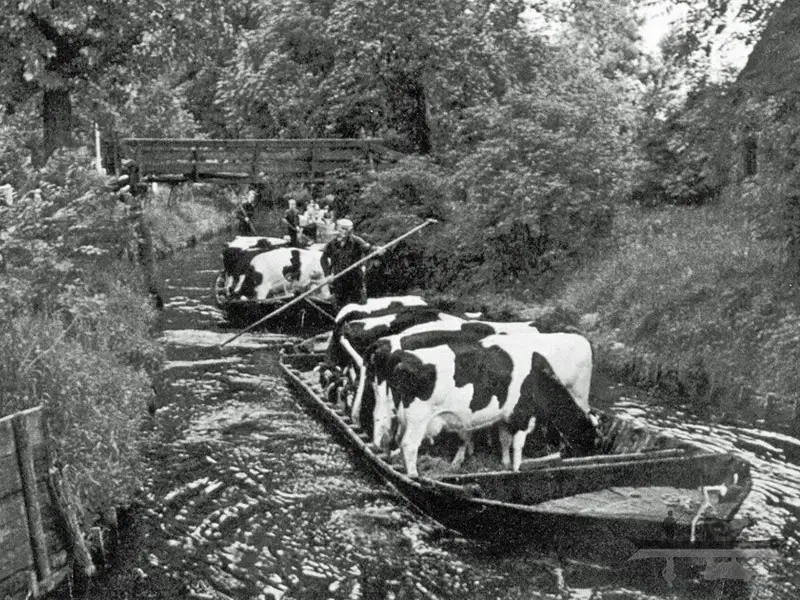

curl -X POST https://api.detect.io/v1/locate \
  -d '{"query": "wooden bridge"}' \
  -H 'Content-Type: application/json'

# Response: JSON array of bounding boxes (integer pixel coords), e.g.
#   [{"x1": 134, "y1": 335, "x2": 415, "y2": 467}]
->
[{"x1": 120, "y1": 138, "x2": 401, "y2": 185}]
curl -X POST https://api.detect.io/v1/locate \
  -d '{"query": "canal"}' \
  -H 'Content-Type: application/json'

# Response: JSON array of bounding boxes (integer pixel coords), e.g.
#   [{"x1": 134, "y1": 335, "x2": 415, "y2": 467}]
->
[{"x1": 59, "y1": 236, "x2": 800, "y2": 600}]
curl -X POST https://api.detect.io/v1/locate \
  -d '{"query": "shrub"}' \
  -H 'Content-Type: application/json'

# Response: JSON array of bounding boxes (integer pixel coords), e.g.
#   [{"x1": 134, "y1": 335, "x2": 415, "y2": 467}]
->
[
  {"x1": 633, "y1": 86, "x2": 733, "y2": 207},
  {"x1": 144, "y1": 186, "x2": 231, "y2": 255},
  {"x1": 559, "y1": 197, "x2": 800, "y2": 415},
  {"x1": 0, "y1": 146, "x2": 164, "y2": 530},
  {"x1": 0, "y1": 300, "x2": 156, "y2": 521},
  {"x1": 350, "y1": 157, "x2": 453, "y2": 295}
]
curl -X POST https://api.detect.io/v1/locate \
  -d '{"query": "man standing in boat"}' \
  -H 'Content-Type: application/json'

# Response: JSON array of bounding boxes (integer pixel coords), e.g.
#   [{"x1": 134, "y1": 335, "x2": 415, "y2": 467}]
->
[
  {"x1": 283, "y1": 198, "x2": 302, "y2": 247},
  {"x1": 320, "y1": 218, "x2": 379, "y2": 310}
]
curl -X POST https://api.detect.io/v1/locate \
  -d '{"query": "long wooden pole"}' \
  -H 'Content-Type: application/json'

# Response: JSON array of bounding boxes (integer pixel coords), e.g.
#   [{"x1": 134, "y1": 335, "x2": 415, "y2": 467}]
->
[{"x1": 219, "y1": 218, "x2": 437, "y2": 347}]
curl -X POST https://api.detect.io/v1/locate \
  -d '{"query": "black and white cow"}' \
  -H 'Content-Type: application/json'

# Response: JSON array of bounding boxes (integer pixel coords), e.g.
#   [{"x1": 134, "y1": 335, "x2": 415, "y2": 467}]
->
[
  {"x1": 334, "y1": 295, "x2": 428, "y2": 324},
  {"x1": 365, "y1": 319, "x2": 541, "y2": 465},
  {"x1": 331, "y1": 307, "x2": 466, "y2": 426},
  {"x1": 372, "y1": 331, "x2": 596, "y2": 478},
  {"x1": 225, "y1": 247, "x2": 331, "y2": 301},
  {"x1": 321, "y1": 295, "x2": 430, "y2": 390},
  {"x1": 221, "y1": 236, "x2": 286, "y2": 297}
]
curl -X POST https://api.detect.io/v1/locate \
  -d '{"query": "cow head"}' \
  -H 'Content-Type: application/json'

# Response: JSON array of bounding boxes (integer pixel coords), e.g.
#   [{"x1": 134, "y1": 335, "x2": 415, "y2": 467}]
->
[{"x1": 318, "y1": 362, "x2": 337, "y2": 387}]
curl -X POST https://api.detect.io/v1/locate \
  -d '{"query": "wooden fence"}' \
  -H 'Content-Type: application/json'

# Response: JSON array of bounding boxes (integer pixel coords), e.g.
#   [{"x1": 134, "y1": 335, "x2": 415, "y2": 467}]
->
[{"x1": 0, "y1": 407, "x2": 70, "y2": 600}]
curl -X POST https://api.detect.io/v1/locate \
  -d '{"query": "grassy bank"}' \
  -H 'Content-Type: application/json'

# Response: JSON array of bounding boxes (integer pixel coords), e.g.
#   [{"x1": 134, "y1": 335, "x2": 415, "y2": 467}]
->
[
  {"x1": 552, "y1": 185, "x2": 800, "y2": 431},
  {"x1": 420, "y1": 184, "x2": 800, "y2": 433},
  {"x1": 0, "y1": 149, "x2": 168, "y2": 562}
]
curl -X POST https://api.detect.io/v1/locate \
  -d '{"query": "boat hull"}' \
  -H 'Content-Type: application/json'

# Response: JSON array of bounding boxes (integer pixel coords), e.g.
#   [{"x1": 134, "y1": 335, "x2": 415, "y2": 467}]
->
[{"x1": 220, "y1": 295, "x2": 336, "y2": 331}]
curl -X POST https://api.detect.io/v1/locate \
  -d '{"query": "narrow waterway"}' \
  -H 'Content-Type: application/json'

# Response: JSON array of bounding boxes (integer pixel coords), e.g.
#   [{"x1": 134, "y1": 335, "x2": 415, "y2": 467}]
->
[{"x1": 63, "y1": 236, "x2": 800, "y2": 600}]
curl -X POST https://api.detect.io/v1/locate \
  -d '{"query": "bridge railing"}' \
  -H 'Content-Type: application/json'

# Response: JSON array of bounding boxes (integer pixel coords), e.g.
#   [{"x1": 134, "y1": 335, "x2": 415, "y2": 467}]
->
[{"x1": 120, "y1": 138, "x2": 401, "y2": 184}]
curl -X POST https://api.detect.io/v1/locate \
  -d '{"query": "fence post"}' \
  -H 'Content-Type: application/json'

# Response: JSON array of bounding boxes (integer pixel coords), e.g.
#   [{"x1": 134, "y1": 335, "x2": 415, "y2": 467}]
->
[{"x1": 12, "y1": 410, "x2": 51, "y2": 585}]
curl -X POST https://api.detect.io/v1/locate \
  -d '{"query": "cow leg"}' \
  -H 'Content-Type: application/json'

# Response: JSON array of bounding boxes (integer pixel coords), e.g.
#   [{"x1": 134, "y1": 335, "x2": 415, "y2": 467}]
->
[
  {"x1": 497, "y1": 425, "x2": 513, "y2": 469},
  {"x1": 325, "y1": 381, "x2": 339, "y2": 405},
  {"x1": 451, "y1": 432, "x2": 474, "y2": 469},
  {"x1": 233, "y1": 274, "x2": 246, "y2": 295},
  {"x1": 350, "y1": 364, "x2": 368, "y2": 429},
  {"x1": 400, "y1": 421, "x2": 428, "y2": 479},
  {"x1": 338, "y1": 382, "x2": 352, "y2": 411},
  {"x1": 511, "y1": 417, "x2": 537, "y2": 472},
  {"x1": 511, "y1": 431, "x2": 527, "y2": 472}
]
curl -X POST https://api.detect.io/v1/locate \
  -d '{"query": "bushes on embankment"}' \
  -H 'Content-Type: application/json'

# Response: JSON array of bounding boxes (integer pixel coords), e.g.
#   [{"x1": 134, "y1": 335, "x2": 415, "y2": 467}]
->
[
  {"x1": 348, "y1": 158, "x2": 799, "y2": 432},
  {"x1": 143, "y1": 184, "x2": 236, "y2": 256},
  {"x1": 0, "y1": 143, "x2": 165, "y2": 536}
]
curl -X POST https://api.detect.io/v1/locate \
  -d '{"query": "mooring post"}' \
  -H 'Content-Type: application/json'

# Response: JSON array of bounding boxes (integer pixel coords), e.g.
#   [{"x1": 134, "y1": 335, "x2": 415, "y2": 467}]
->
[{"x1": 47, "y1": 464, "x2": 96, "y2": 580}]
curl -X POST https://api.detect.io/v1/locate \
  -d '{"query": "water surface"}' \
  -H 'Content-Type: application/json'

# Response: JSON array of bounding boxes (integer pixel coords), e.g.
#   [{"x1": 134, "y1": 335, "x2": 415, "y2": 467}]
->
[{"x1": 65, "y1": 237, "x2": 800, "y2": 600}]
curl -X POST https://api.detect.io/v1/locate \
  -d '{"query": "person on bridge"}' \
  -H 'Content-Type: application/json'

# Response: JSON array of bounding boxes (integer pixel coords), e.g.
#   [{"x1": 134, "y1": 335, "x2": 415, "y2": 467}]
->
[{"x1": 320, "y1": 219, "x2": 380, "y2": 310}]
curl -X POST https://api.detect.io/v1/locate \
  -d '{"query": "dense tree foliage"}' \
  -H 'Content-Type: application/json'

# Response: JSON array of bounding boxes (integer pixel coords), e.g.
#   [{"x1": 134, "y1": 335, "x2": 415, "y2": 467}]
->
[{"x1": 0, "y1": 0, "x2": 260, "y2": 160}]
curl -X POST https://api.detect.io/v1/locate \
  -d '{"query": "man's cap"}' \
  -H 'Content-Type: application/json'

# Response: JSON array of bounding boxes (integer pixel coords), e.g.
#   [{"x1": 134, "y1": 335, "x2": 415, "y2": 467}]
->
[{"x1": 336, "y1": 219, "x2": 353, "y2": 231}]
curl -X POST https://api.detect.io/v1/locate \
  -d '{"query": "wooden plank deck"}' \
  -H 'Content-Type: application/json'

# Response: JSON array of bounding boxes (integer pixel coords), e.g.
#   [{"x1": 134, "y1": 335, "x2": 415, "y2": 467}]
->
[{"x1": 534, "y1": 485, "x2": 704, "y2": 520}]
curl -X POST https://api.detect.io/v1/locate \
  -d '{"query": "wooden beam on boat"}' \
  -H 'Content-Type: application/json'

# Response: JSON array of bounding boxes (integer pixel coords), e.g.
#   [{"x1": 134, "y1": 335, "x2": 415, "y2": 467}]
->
[
  {"x1": 417, "y1": 477, "x2": 484, "y2": 499},
  {"x1": 516, "y1": 448, "x2": 687, "y2": 472},
  {"x1": 519, "y1": 452, "x2": 563, "y2": 471},
  {"x1": 436, "y1": 450, "x2": 738, "y2": 507},
  {"x1": 560, "y1": 447, "x2": 688, "y2": 466}
]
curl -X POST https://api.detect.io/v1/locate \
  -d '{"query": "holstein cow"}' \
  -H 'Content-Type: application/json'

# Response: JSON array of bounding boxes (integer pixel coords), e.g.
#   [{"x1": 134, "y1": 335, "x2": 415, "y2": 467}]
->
[
  {"x1": 319, "y1": 295, "x2": 429, "y2": 391},
  {"x1": 366, "y1": 319, "x2": 540, "y2": 466},
  {"x1": 221, "y1": 236, "x2": 286, "y2": 297},
  {"x1": 330, "y1": 307, "x2": 466, "y2": 427},
  {"x1": 333, "y1": 295, "x2": 428, "y2": 325},
  {"x1": 229, "y1": 247, "x2": 331, "y2": 301},
  {"x1": 372, "y1": 331, "x2": 596, "y2": 478}
]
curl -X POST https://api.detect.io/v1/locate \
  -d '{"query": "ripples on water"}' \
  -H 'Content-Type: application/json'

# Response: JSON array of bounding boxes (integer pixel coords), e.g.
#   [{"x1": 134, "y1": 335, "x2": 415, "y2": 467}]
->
[{"x1": 68, "y1": 240, "x2": 800, "y2": 600}]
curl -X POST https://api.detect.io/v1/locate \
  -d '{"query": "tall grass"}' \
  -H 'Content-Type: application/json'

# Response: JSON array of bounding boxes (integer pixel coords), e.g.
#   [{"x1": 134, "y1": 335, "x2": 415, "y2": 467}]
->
[
  {"x1": 0, "y1": 144, "x2": 167, "y2": 530},
  {"x1": 0, "y1": 270, "x2": 162, "y2": 520},
  {"x1": 144, "y1": 185, "x2": 234, "y2": 255},
  {"x1": 558, "y1": 187, "x2": 799, "y2": 419}
]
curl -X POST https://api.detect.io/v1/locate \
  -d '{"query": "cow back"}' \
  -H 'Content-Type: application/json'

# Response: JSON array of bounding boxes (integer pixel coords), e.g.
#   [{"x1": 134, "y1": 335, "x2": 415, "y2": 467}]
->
[{"x1": 326, "y1": 297, "x2": 430, "y2": 367}]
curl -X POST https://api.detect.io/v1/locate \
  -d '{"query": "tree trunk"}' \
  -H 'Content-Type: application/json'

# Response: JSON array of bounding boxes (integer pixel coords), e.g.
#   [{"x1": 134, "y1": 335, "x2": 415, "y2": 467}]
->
[
  {"x1": 786, "y1": 193, "x2": 800, "y2": 283},
  {"x1": 409, "y1": 80, "x2": 432, "y2": 155},
  {"x1": 42, "y1": 87, "x2": 73, "y2": 163}
]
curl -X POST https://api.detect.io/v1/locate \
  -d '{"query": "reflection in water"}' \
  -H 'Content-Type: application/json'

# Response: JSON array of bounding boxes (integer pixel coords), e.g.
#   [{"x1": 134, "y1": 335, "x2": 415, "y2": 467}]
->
[{"x1": 65, "y1": 238, "x2": 800, "y2": 600}]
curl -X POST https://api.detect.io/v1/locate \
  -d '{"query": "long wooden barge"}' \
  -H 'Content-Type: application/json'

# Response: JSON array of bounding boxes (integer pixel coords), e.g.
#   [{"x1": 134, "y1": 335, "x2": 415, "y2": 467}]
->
[{"x1": 279, "y1": 349, "x2": 755, "y2": 565}]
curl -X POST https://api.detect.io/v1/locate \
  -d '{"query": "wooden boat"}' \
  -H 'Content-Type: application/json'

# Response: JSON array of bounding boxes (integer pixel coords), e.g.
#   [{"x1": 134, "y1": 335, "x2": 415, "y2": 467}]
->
[
  {"x1": 279, "y1": 347, "x2": 755, "y2": 564},
  {"x1": 217, "y1": 291, "x2": 336, "y2": 331}
]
